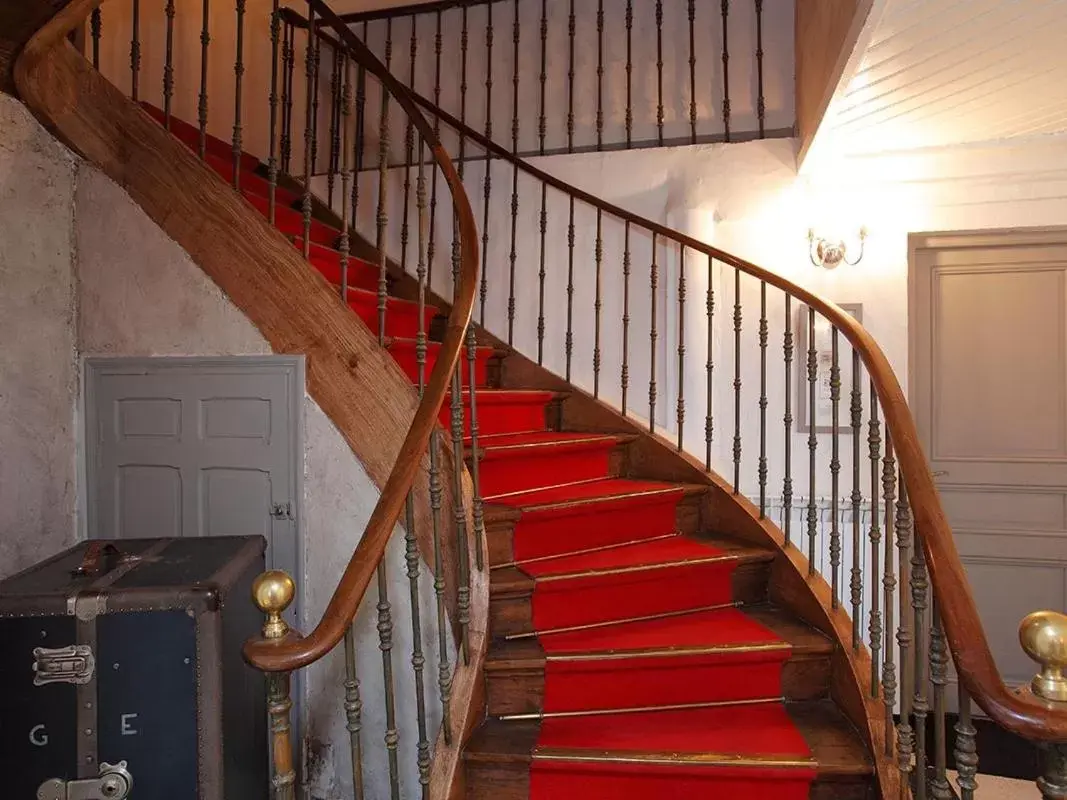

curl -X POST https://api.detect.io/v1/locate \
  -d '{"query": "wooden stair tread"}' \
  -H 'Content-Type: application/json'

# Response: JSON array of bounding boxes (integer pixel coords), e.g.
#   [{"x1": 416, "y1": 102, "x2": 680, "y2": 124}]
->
[{"x1": 487, "y1": 476, "x2": 706, "y2": 512}]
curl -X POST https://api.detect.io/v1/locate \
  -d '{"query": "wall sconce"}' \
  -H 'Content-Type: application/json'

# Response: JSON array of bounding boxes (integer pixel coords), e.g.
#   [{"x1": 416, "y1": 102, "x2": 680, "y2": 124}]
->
[{"x1": 808, "y1": 227, "x2": 867, "y2": 269}]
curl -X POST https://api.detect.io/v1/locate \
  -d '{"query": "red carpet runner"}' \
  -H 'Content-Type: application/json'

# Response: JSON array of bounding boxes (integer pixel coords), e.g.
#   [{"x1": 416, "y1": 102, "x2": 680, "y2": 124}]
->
[{"x1": 151, "y1": 107, "x2": 817, "y2": 799}]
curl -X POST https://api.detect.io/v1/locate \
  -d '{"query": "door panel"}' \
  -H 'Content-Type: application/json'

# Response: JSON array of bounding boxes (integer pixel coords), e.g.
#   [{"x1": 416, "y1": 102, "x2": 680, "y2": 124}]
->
[{"x1": 911, "y1": 231, "x2": 1067, "y2": 700}]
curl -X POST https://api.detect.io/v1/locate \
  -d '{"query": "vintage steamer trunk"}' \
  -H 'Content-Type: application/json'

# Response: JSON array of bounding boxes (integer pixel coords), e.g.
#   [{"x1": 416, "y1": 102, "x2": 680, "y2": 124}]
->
[{"x1": 0, "y1": 536, "x2": 268, "y2": 799}]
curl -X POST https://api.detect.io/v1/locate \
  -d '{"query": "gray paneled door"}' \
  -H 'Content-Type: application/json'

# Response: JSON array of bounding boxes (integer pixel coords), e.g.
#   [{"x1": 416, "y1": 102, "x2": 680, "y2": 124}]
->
[
  {"x1": 84, "y1": 357, "x2": 303, "y2": 585},
  {"x1": 910, "y1": 229, "x2": 1067, "y2": 699}
]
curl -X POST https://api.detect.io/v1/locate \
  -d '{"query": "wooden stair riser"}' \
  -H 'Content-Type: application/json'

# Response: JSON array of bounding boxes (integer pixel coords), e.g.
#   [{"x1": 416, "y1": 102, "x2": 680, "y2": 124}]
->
[{"x1": 474, "y1": 440, "x2": 630, "y2": 499}]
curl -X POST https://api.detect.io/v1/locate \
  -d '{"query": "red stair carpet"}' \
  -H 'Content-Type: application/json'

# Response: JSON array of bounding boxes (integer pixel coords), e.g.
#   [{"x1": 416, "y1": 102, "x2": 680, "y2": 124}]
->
[{"x1": 150, "y1": 107, "x2": 819, "y2": 799}]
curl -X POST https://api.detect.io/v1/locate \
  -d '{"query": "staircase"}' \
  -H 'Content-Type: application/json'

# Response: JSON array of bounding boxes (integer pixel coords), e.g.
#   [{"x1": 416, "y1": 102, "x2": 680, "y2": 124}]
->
[{"x1": 13, "y1": 1, "x2": 1067, "y2": 798}]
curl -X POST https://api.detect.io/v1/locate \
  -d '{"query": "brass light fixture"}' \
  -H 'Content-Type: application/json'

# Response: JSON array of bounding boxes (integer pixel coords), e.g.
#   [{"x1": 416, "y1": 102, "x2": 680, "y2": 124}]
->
[{"x1": 808, "y1": 227, "x2": 868, "y2": 269}]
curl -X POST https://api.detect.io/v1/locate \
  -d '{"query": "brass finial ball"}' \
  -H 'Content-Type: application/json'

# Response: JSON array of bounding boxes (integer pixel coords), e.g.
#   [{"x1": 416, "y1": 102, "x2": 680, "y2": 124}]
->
[
  {"x1": 1020, "y1": 610, "x2": 1067, "y2": 702},
  {"x1": 252, "y1": 570, "x2": 296, "y2": 616}
]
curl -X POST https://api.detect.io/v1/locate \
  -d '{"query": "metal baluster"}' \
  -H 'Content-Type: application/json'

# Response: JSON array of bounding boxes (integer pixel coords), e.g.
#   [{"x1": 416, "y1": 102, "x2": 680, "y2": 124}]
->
[
  {"x1": 198, "y1": 0, "x2": 209, "y2": 159},
  {"x1": 429, "y1": 427, "x2": 452, "y2": 746},
  {"x1": 163, "y1": 0, "x2": 175, "y2": 129},
  {"x1": 449, "y1": 271, "x2": 472, "y2": 668},
  {"x1": 338, "y1": 54, "x2": 352, "y2": 299},
  {"x1": 688, "y1": 0, "x2": 697, "y2": 143},
  {"x1": 465, "y1": 272, "x2": 487, "y2": 576},
  {"x1": 955, "y1": 684, "x2": 979, "y2": 800},
  {"x1": 625, "y1": 0, "x2": 633, "y2": 148},
  {"x1": 90, "y1": 7, "x2": 101, "y2": 69},
  {"x1": 758, "y1": 281, "x2": 767, "y2": 514},
  {"x1": 267, "y1": 1, "x2": 281, "y2": 224},
  {"x1": 538, "y1": 0, "x2": 547, "y2": 154},
  {"x1": 882, "y1": 438, "x2": 898, "y2": 753},
  {"x1": 375, "y1": 21, "x2": 393, "y2": 337},
  {"x1": 232, "y1": 0, "x2": 246, "y2": 190},
  {"x1": 129, "y1": 0, "x2": 140, "y2": 101},
  {"x1": 351, "y1": 56, "x2": 366, "y2": 228},
  {"x1": 565, "y1": 197, "x2": 576, "y2": 380},
  {"x1": 649, "y1": 234, "x2": 659, "y2": 433},
  {"x1": 754, "y1": 0, "x2": 765, "y2": 138},
  {"x1": 280, "y1": 21, "x2": 293, "y2": 175},
  {"x1": 596, "y1": 0, "x2": 605, "y2": 150},
  {"x1": 721, "y1": 0, "x2": 731, "y2": 142},
  {"x1": 302, "y1": 10, "x2": 318, "y2": 261},
  {"x1": 806, "y1": 308, "x2": 817, "y2": 573},
  {"x1": 376, "y1": 564, "x2": 401, "y2": 800},
  {"x1": 459, "y1": 7, "x2": 469, "y2": 169},
  {"x1": 830, "y1": 329, "x2": 841, "y2": 606},
  {"x1": 566, "y1": 0, "x2": 576, "y2": 152},
  {"x1": 930, "y1": 599, "x2": 952, "y2": 799},
  {"x1": 253, "y1": 573, "x2": 297, "y2": 800},
  {"x1": 595, "y1": 210, "x2": 604, "y2": 398},
  {"x1": 507, "y1": 0, "x2": 520, "y2": 344},
  {"x1": 913, "y1": 511, "x2": 930, "y2": 800},
  {"x1": 705, "y1": 255, "x2": 714, "y2": 470},
  {"x1": 850, "y1": 350, "x2": 863, "y2": 647},
  {"x1": 427, "y1": 10, "x2": 443, "y2": 290},
  {"x1": 327, "y1": 45, "x2": 342, "y2": 207},
  {"x1": 343, "y1": 626, "x2": 365, "y2": 800},
  {"x1": 897, "y1": 481, "x2": 916, "y2": 796},
  {"x1": 399, "y1": 17, "x2": 418, "y2": 279},
  {"x1": 732, "y1": 267, "x2": 742, "y2": 493},
  {"x1": 479, "y1": 3, "x2": 493, "y2": 323},
  {"x1": 537, "y1": 182, "x2": 547, "y2": 364},
  {"x1": 868, "y1": 386, "x2": 883, "y2": 691},
  {"x1": 622, "y1": 223, "x2": 631, "y2": 415},
  {"x1": 783, "y1": 294, "x2": 793, "y2": 545},
  {"x1": 655, "y1": 0, "x2": 664, "y2": 146},
  {"x1": 310, "y1": 29, "x2": 322, "y2": 179},
  {"x1": 677, "y1": 246, "x2": 687, "y2": 450}
]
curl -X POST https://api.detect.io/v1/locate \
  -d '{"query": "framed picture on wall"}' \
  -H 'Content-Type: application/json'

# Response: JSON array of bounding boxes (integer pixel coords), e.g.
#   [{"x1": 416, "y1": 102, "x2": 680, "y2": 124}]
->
[{"x1": 795, "y1": 303, "x2": 864, "y2": 434}]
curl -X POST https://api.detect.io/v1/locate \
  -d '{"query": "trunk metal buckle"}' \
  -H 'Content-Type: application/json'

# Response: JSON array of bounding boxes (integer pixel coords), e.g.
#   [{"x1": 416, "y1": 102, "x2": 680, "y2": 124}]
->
[
  {"x1": 36, "y1": 762, "x2": 133, "y2": 800},
  {"x1": 32, "y1": 645, "x2": 96, "y2": 686}
]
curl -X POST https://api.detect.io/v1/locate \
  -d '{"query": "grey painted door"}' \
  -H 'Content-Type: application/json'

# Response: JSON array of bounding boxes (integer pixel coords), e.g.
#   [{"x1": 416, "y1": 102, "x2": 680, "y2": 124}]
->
[
  {"x1": 85, "y1": 357, "x2": 303, "y2": 587},
  {"x1": 910, "y1": 229, "x2": 1067, "y2": 700}
]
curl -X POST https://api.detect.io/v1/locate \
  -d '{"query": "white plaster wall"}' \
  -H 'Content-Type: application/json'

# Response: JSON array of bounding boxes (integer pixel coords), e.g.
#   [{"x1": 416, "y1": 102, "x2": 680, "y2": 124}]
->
[
  {"x1": 0, "y1": 94, "x2": 79, "y2": 578},
  {"x1": 74, "y1": 166, "x2": 451, "y2": 800}
]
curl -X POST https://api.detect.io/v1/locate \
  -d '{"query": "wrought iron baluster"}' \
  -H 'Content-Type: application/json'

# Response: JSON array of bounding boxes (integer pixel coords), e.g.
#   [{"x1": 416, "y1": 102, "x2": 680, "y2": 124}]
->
[
  {"x1": 301, "y1": 9, "x2": 318, "y2": 261},
  {"x1": 625, "y1": 0, "x2": 633, "y2": 148},
  {"x1": 129, "y1": 0, "x2": 140, "y2": 101},
  {"x1": 90, "y1": 7, "x2": 101, "y2": 69},
  {"x1": 930, "y1": 599, "x2": 952, "y2": 799},
  {"x1": 595, "y1": 210, "x2": 604, "y2": 398},
  {"x1": 232, "y1": 0, "x2": 246, "y2": 190},
  {"x1": 649, "y1": 234, "x2": 659, "y2": 432},
  {"x1": 351, "y1": 57, "x2": 367, "y2": 228},
  {"x1": 596, "y1": 0, "x2": 605, "y2": 150},
  {"x1": 783, "y1": 294, "x2": 793, "y2": 545},
  {"x1": 868, "y1": 386, "x2": 883, "y2": 692},
  {"x1": 327, "y1": 45, "x2": 343, "y2": 207},
  {"x1": 565, "y1": 197, "x2": 576, "y2": 380},
  {"x1": 537, "y1": 182, "x2": 548, "y2": 364},
  {"x1": 310, "y1": 26, "x2": 323, "y2": 179},
  {"x1": 163, "y1": 0, "x2": 175, "y2": 129},
  {"x1": 479, "y1": 3, "x2": 494, "y2": 324},
  {"x1": 622, "y1": 223, "x2": 631, "y2": 415},
  {"x1": 830, "y1": 329, "x2": 841, "y2": 606},
  {"x1": 507, "y1": 0, "x2": 520, "y2": 344},
  {"x1": 758, "y1": 281, "x2": 767, "y2": 514},
  {"x1": 705, "y1": 255, "x2": 715, "y2": 470},
  {"x1": 897, "y1": 481, "x2": 916, "y2": 794},
  {"x1": 198, "y1": 0, "x2": 210, "y2": 159},
  {"x1": 399, "y1": 17, "x2": 418, "y2": 279},
  {"x1": 882, "y1": 438, "x2": 898, "y2": 753},
  {"x1": 732, "y1": 267, "x2": 742, "y2": 493},
  {"x1": 449, "y1": 283, "x2": 472, "y2": 668},
  {"x1": 375, "y1": 21, "x2": 394, "y2": 336},
  {"x1": 459, "y1": 6, "x2": 469, "y2": 169},
  {"x1": 429, "y1": 429, "x2": 452, "y2": 746},
  {"x1": 677, "y1": 246, "x2": 687, "y2": 450},
  {"x1": 280, "y1": 21, "x2": 294, "y2": 174},
  {"x1": 376, "y1": 564, "x2": 401, "y2": 800},
  {"x1": 267, "y1": 672, "x2": 296, "y2": 800},
  {"x1": 806, "y1": 308, "x2": 817, "y2": 573},
  {"x1": 912, "y1": 505, "x2": 930, "y2": 800},
  {"x1": 338, "y1": 54, "x2": 352, "y2": 298},
  {"x1": 850, "y1": 349, "x2": 863, "y2": 647},
  {"x1": 267, "y1": 1, "x2": 281, "y2": 224},
  {"x1": 343, "y1": 626, "x2": 365, "y2": 800},
  {"x1": 567, "y1": 0, "x2": 576, "y2": 152},
  {"x1": 955, "y1": 683, "x2": 979, "y2": 800},
  {"x1": 721, "y1": 0, "x2": 731, "y2": 141},
  {"x1": 754, "y1": 0, "x2": 765, "y2": 138},
  {"x1": 655, "y1": 0, "x2": 664, "y2": 146},
  {"x1": 688, "y1": 0, "x2": 697, "y2": 143},
  {"x1": 427, "y1": 10, "x2": 443, "y2": 290},
  {"x1": 539, "y1": 0, "x2": 548, "y2": 154}
]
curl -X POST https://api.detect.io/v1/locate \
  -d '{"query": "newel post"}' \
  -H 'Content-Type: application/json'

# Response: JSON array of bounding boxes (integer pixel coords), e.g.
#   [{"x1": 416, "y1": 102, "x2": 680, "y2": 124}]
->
[
  {"x1": 252, "y1": 570, "x2": 299, "y2": 800},
  {"x1": 1021, "y1": 610, "x2": 1067, "y2": 799}
]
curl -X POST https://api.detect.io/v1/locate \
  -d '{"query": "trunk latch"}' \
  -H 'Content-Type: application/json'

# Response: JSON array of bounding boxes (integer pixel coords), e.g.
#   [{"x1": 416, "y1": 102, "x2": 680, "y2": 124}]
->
[{"x1": 37, "y1": 762, "x2": 133, "y2": 800}]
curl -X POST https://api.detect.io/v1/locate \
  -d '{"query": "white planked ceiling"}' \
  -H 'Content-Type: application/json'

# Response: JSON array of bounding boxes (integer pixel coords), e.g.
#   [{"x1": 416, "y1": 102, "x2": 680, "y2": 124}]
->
[{"x1": 822, "y1": 0, "x2": 1067, "y2": 155}]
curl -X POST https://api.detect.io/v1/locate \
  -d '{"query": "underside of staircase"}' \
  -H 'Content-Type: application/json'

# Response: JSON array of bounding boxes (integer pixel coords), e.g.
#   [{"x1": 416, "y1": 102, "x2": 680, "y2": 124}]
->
[{"x1": 139, "y1": 106, "x2": 878, "y2": 799}]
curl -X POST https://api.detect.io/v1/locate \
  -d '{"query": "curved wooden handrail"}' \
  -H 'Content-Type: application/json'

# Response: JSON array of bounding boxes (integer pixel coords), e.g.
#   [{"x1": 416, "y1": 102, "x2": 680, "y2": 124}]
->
[
  {"x1": 240, "y1": 0, "x2": 480, "y2": 673},
  {"x1": 393, "y1": 83, "x2": 1067, "y2": 741}
]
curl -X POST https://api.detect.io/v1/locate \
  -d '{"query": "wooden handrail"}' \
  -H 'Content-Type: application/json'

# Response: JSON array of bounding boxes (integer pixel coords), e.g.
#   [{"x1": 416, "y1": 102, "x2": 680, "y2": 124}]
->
[
  {"x1": 239, "y1": 0, "x2": 480, "y2": 673},
  {"x1": 380, "y1": 78, "x2": 1067, "y2": 742}
]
